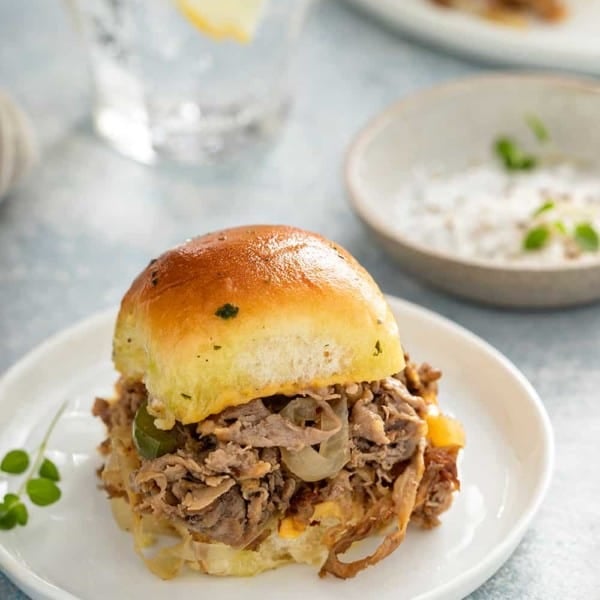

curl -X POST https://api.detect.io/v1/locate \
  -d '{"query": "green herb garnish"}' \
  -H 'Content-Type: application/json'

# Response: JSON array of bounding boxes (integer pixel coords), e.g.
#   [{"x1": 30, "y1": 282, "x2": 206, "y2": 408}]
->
[
  {"x1": 523, "y1": 220, "x2": 599, "y2": 254},
  {"x1": 0, "y1": 402, "x2": 66, "y2": 531},
  {"x1": 39, "y1": 458, "x2": 60, "y2": 482},
  {"x1": 554, "y1": 221, "x2": 567, "y2": 235},
  {"x1": 526, "y1": 115, "x2": 550, "y2": 143},
  {"x1": 533, "y1": 200, "x2": 555, "y2": 217},
  {"x1": 26, "y1": 479, "x2": 61, "y2": 506},
  {"x1": 3, "y1": 493, "x2": 20, "y2": 509},
  {"x1": 523, "y1": 225, "x2": 551, "y2": 250},
  {"x1": 494, "y1": 137, "x2": 537, "y2": 171},
  {"x1": 373, "y1": 340, "x2": 382, "y2": 356},
  {"x1": 0, "y1": 501, "x2": 18, "y2": 530},
  {"x1": 1, "y1": 450, "x2": 29, "y2": 474},
  {"x1": 573, "y1": 222, "x2": 599, "y2": 252},
  {"x1": 215, "y1": 303, "x2": 239, "y2": 319},
  {"x1": 0, "y1": 493, "x2": 28, "y2": 529},
  {"x1": 12, "y1": 503, "x2": 28, "y2": 526}
]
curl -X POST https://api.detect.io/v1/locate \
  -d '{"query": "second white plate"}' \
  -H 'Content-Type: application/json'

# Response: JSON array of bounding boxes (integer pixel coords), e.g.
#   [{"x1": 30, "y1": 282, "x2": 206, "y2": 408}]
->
[
  {"x1": 0, "y1": 298, "x2": 553, "y2": 600},
  {"x1": 344, "y1": 0, "x2": 600, "y2": 75}
]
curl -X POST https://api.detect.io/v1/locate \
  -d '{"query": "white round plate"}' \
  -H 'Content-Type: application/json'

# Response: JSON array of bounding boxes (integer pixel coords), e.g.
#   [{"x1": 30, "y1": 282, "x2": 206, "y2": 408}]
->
[
  {"x1": 343, "y1": 0, "x2": 600, "y2": 75},
  {"x1": 0, "y1": 300, "x2": 553, "y2": 600}
]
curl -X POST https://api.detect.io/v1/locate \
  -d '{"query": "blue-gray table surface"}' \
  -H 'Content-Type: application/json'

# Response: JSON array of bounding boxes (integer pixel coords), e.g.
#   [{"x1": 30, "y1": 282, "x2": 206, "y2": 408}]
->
[{"x1": 1, "y1": 1, "x2": 599, "y2": 598}]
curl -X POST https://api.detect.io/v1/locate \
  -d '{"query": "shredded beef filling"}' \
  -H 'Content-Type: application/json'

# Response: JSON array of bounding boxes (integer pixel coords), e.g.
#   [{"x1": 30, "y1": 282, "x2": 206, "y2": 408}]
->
[{"x1": 94, "y1": 357, "x2": 460, "y2": 575}]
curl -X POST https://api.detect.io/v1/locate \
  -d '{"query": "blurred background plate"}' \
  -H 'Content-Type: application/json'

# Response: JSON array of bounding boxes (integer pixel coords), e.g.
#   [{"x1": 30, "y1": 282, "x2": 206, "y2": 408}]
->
[{"x1": 343, "y1": 0, "x2": 600, "y2": 74}]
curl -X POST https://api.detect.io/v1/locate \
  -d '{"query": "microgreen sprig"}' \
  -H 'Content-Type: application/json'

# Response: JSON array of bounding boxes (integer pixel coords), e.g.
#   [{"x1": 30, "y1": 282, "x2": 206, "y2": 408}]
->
[
  {"x1": 526, "y1": 114, "x2": 550, "y2": 143},
  {"x1": 494, "y1": 137, "x2": 537, "y2": 171},
  {"x1": 494, "y1": 115, "x2": 550, "y2": 172},
  {"x1": 0, "y1": 401, "x2": 67, "y2": 530},
  {"x1": 574, "y1": 223, "x2": 600, "y2": 252},
  {"x1": 523, "y1": 224, "x2": 550, "y2": 250},
  {"x1": 532, "y1": 200, "x2": 555, "y2": 217},
  {"x1": 523, "y1": 200, "x2": 600, "y2": 254}
]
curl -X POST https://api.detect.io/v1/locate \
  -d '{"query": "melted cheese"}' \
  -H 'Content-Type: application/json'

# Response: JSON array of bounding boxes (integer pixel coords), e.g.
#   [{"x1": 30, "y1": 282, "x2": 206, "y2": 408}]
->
[{"x1": 426, "y1": 412, "x2": 466, "y2": 448}]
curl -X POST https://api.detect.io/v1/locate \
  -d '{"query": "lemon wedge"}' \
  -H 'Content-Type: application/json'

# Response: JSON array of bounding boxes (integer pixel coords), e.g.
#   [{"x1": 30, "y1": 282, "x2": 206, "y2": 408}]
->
[{"x1": 175, "y1": 0, "x2": 267, "y2": 43}]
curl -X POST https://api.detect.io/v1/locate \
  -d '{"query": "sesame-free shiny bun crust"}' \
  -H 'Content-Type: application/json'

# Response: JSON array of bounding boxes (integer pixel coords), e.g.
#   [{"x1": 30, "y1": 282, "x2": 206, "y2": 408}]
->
[{"x1": 113, "y1": 225, "x2": 404, "y2": 428}]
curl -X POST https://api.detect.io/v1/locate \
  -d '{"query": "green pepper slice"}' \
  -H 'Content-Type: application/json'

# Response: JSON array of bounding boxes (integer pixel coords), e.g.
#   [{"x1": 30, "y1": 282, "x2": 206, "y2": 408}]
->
[{"x1": 132, "y1": 401, "x2": 180, "y2": 459}]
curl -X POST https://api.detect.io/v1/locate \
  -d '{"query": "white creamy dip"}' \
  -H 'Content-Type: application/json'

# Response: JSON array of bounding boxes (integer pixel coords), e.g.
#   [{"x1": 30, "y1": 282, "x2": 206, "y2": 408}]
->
[{"x1": 391, "y1": 162, "x2": 600, "y2": 266}]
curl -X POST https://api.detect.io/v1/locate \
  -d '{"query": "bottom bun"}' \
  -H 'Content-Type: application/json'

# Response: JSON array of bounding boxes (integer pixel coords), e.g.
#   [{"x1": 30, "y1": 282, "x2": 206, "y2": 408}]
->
[{"x1": 111, "y1": 496, "x2": 334, "y2": 578}]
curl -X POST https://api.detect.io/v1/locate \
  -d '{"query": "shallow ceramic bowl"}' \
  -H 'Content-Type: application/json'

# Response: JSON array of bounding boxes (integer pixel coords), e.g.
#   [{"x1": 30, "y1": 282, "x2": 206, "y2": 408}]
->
[{"x1": 346, "y1": 74, "x2": 600, "y2": 308}]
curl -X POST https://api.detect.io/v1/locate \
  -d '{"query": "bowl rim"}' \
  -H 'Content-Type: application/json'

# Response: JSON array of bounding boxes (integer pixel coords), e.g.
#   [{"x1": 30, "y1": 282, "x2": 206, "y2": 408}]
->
[{"x1": 345, "y1": 71, "x2": 600, "y2": 274}]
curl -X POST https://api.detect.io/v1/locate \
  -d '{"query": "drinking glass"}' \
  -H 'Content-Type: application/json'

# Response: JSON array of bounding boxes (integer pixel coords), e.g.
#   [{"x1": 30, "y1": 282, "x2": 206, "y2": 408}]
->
[{"x1": 70, "y1": 0, "x2": 312, "y2": 163}]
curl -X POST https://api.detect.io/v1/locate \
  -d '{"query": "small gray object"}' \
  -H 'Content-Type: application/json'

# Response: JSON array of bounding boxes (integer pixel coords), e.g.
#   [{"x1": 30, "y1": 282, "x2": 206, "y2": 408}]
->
[{"x1": 0, "y1": 91, "x2": 39, "y2": 202}]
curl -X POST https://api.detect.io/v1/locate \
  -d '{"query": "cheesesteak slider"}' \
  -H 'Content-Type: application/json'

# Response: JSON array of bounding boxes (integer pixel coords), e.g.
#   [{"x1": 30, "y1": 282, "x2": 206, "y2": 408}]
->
[{"x1": 93, "y1": 225, "x2": 464, "y2": 579}]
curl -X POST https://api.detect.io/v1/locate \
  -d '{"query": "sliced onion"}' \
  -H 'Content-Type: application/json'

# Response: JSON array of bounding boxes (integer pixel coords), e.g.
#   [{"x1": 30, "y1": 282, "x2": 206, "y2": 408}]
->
[
  {"x1": 280, "y1": 397, "x2": 349, "y2": 482},
  {"x1": 133, "y1": 518, "x2": 289, "y2": 578}
]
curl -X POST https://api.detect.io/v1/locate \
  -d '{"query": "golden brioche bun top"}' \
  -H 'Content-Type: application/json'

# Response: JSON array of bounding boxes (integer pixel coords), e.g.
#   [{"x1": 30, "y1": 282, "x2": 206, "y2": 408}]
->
[{"x1": 113, "y1": 225, "x2": 404, "y2": 428}]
